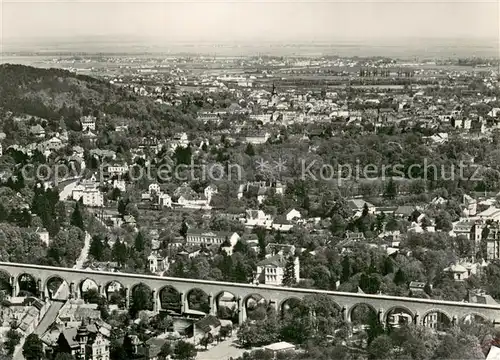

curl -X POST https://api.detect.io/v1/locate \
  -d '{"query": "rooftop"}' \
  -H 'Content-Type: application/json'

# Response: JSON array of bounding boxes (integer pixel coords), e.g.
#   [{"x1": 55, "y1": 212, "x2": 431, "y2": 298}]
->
[{"x1": 263, "y1": 341, "x2": 295, "y2": 351}]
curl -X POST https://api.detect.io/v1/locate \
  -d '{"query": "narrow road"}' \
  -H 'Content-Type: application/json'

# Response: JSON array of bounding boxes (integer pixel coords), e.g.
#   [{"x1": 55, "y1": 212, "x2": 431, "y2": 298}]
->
[
  {"x1": 195, "y1": 334, "x2": 244, "y2": 360},
  {"x1": 59, "y1": 177, "x2": 91, "y2": 270},
  {"x1": 58, "y1": 178, "x2": 81, "y2": 201},
  {"x1": 74, "y1": 232, "x2": 91, "y2": 270}
]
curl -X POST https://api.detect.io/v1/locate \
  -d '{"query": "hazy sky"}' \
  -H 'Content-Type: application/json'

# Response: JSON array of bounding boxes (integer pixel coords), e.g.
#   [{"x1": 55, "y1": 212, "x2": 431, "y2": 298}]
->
[{"x1": 1, "y1": 0, "x2": 499, "y2": 43}]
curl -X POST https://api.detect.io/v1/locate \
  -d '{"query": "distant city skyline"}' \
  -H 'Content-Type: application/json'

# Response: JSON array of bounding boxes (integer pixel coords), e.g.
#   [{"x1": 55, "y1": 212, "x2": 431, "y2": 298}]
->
[{"x1": 2, "y1": 0, "x2": 499, "y2": 44}]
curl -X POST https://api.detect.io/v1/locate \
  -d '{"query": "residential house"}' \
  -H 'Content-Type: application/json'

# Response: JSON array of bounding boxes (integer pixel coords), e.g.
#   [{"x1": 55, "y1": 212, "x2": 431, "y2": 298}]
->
[
  {"x1": 254, "y1": 254, "x2": 300, "y2": 286},
  {"x1": 379, "y1": 230, "x2": 402, "y2": 246},
  {"x1": 468, "y1": 289, "x2": 499, "y2": 306},
  {"x1": 112, "y1": 180, "x2": 126, "y2": 193},
  {"x1": 74, "y1": 187, "x2": 104, "y2": 208},
  {"x1": 34, "y1": 227, "x2": 50, "y2": 247},
  {"x1": 186, "y1": 229, "x2": 240, "y2": 247},
  {"x1": 478, "y1": 207, "x2": 500, "y2": 222},
  {"x1": 409, "y1": 281, "x2": 428, "y2": 295},
  {"x1": 245, "y1": 132, "x2": 270, "y2": 145},
  {"x1": 387, "y1": 312, "x2": 413, "y2": 328},
  {"x1": 488, "y1": 108, "x2": 500, "y2": 118},
  {"x1": 124, "y1": 215, "x2": 137, "y2": 227},
  {"x1": 227, "y1": 103, "x2": 245, "y2": 114},
  {"x1": 30, "y1": 124, "x2": 45, "y2": 138},
  {"x1": 140, "y1": 337, "x2": 169, "y2": 359},
  {"x1": 158, "y1": 193, "x2": 172, "y2": 208},
  {"x1": 56, "y1": 322, "x2": 110, "y2": 360},
  {"x1": 82, "y1": 128, "x2": 98, "y2": 144},
  {"x1": 431, "y1": 196, "x2": 447, "y2": 205},
  {"x1": 266, "y1": 243, "x2": 296, "y2": 257},
  {"x1": 204, "y1": 185, "x2": 218, "y2": 204},
  {"x1": 347, "y1": 199, "x2": 375, "y2": 216},
  {"x1": 198, "y1": 112, "x2": 222, "y2": 124},
  {"x1": 263, "y1": 342, "x2": 296, "y2": 358},
  {"x1": 422, "y1": 311, "x2": 444, "y2": 330},
  {"x1": 250, "y1": 114, "x2": 272, "y2": 124},
  {"x1": 451, "y1": 220, "x2": 483, "y2": 254},
  {"x1": 58, "y1": 302, "x2": 101, "y2": 324},
  {"x1": 257, "y1": 187, "x2": 268, "y2": 204},
  {"x1": 72, "y1": 178, "x2": 104, "y2": 207},
  {"x1": 80, "y1": 115, "x2": 96, "y2": 131},
  {"x1": 486, "y1": 225, "x2": 500, "y2": 261},
  {"x1": 275, "y1": 181, "x2": 285, "y2": 195},
  {"x1": 115, "y1": 125, "x2": 129, "y2": 132},
  {"x1": 192, "y1": 315, "x2": 228, "y2": 345},
  {"x1": 89, "y1": 149, "x2": 116, "y2": 161},
  {"x1": 149, "y1": 183, "x2": 161, "y2": 195},
  {"x1": 463, "y1": 194, "x2": 478, "y2": 216},
  {"x1": 375, "y1": 206, "x2": 399, "y2": 215},
  {"x1": 171, "y1": 132, "x2": 189, "y2": 150},
  {"x1": 242, "y1": 209, "x2": 273, "y2": 229},
  {"x1": 174, "y1": 184, "x2": 210, "y2": 209},
  {"x1": 139, "y1": 137, "x2": 159, "y2": 150},
  {"x1": 177, "y1": 194, "x2": 210, "y2": 209},
  {"x1": 103, "y1": 163, "x2": 129, "y2": 179},
  {"x1": 285, "y1": 209, "x2": 302, "y2": 222},
  {"x1": 147, "y1": 252, "x2": 168, "y2": 274},
  {"x1": 444, "y1": 261, "x2": 479, "y2": 281},
  {"x1": 1, "y1": 297, "x2": 49, "y2": 335},
  {"x1": 408, "y1": 221, "x2": 435, "y2": 234},
  {"x1": 427, "y1": 132, "x2": 448, "y2": 144},
  {"x1": 42, "y1": 135, "x2": 65, "y2": 152},
  {"x1": 345, "y1": 231, "x2": 365, "y2": 241},
  {"x1": 272, "y1": 217, "x2": 293, "y2": 232},
  {"x1": 394, "y1": 206, "x2": 417, "y2": 219}
]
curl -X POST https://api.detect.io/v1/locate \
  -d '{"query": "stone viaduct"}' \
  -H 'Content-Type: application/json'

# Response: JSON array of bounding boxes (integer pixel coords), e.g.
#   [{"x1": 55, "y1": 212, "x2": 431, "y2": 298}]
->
[{"x1": 1, "y1": 261, "x2": 500, "y2": 327}]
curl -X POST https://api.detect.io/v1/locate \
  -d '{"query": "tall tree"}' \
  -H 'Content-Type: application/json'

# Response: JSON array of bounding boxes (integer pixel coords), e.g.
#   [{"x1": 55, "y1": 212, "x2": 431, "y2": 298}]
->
[
  {"x1": 89, "y1": 235, "x2": 104, "y2": 261},
  {"x1": 362, "y1": 203, "x2": 369, "y2": 217},
  {"x1": 382, "y1": 257, "x2": 394, "y2": 275},
  {"x1": 341, "y1": 256, "x2": 351, "y2": 282},
  {"x1": 134, "y1": 232, "x2": 145, "y2": 252},
  {"x1": 282, "y1": 256, "x2": 296, "y2": 287},
  {"x1": 70, "y1": 201, "x2": 85, "y2": 230},
  {"x1": 245, "y1": 143, "x2": 255, "y2": 156},
  {"x1": 174, "y1": 340, "x2": 197, "y2": 360},
  {"x1": 180, "y1": 221, "x2": 189, "y2": 238},
  {"x1": 130, "y1": 284, "x2": 153, "y2": 317},
  {"x1": 393, "y1": 268, "x2": 407, "y2": 286},
  {"x1": 112, "y1": 238, "x2": 128, "y2": 266},
  {"x1": 159, "y1": 341, "x2": 172, "y2": 360},
  {"x1": 22, "y1": 333, "x2": 44, "y2": 360},
  {"x1": 256, "y1": 227, "x2": 267, "y2": 259},
  {"x1": 232, "y1": 259, "x2": 249, "y2": 283},
  {"x1": 384, "y1": 178, "x2": 397, "y2": 200},
  {"x1": 4, "y1": 328, "x2": 21, "y2": 355},
  {"x1": 367, "y1": 310, "x2": 385, "y2": 344}
]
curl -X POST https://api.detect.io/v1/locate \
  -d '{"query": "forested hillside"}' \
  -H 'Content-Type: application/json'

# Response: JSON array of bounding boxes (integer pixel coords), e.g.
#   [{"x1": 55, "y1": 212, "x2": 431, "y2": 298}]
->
[{"x1": 0, "y1": 63, "x2": 198, "y2": 134}]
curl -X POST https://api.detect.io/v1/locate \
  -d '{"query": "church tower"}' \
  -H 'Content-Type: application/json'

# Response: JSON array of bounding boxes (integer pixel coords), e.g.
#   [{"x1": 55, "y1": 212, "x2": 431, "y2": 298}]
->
[
  {"x1": 75, "y1": 322, "x2": 89, "y2": 360},
  {"x1": 271, "y1": 82, "x2": 278, "y2": 107}
]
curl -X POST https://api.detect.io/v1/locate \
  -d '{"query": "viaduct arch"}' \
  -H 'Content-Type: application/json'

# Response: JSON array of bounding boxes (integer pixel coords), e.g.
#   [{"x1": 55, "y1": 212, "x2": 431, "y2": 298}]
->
[{"x1": 1, "y1": 261, "x2": 500, "y2": 326}]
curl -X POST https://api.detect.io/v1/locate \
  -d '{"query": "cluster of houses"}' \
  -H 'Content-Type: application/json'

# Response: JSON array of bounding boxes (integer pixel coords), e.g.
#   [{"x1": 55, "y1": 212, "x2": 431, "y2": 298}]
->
[
  {"x1": 342, "y1": 192, "x2": 500, "y2": 288},
  {"x1": 0, "y1": 296, "x2": 50, "y2": 336}
]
